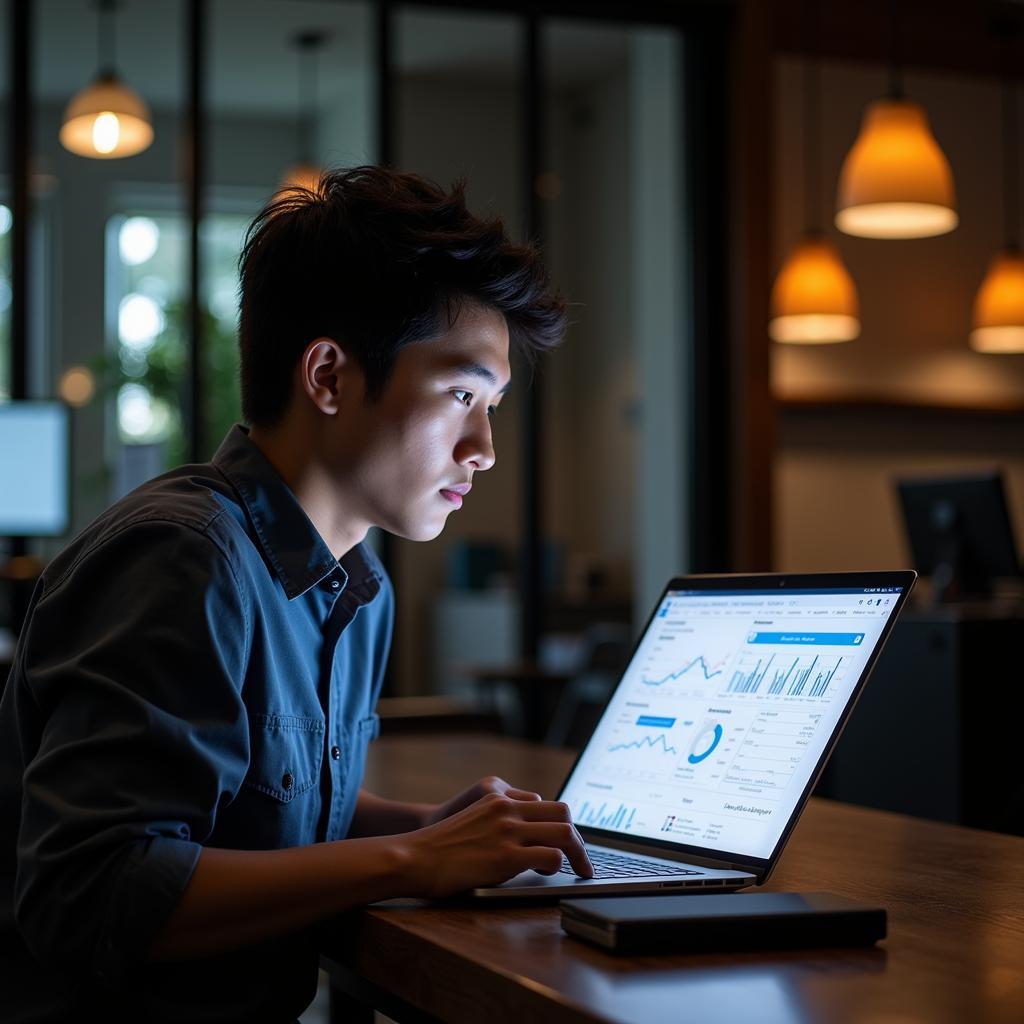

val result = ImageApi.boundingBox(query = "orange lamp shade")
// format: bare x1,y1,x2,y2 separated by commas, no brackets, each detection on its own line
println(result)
59,73,153,159
970,250,1024,353
769,235,860,344
836,98,958,239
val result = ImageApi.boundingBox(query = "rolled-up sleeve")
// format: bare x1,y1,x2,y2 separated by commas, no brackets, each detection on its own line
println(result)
13,516,251,986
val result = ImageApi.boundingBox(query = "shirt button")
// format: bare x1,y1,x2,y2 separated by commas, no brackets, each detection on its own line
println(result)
330,580,341,590
281,772,294,790
330,745,341,760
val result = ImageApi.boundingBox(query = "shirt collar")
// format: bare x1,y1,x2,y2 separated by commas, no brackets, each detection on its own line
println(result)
212,425,384,602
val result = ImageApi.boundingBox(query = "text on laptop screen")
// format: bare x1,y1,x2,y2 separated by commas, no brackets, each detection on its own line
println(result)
559,587,903,860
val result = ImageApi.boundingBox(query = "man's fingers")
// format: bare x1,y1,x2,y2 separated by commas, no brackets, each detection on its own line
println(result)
515,798,575,823
476,778,541,802
506,799,594,874
502,786,543,802
516,846,564,877
518,822,593,878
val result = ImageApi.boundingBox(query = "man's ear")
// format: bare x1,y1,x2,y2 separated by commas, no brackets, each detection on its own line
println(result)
298,337,352,415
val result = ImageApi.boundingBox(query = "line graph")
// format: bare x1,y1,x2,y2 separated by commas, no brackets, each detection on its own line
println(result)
607,733,678,755
641,654,729,687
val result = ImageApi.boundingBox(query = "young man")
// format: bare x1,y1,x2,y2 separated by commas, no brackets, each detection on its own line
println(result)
0,167,592,1022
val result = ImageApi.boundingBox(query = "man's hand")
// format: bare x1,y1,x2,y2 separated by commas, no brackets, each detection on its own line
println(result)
424,775,543,825
400,787,594,898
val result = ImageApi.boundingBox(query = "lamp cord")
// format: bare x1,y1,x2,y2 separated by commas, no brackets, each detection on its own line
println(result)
97,0,117,76
888,0,904,100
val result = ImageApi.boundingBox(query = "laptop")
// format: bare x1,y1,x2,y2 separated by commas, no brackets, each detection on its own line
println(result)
472,570,916,898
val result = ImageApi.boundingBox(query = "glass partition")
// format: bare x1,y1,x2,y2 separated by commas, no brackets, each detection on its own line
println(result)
393,6,524,697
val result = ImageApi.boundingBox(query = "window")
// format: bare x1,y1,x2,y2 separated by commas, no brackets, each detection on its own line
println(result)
104,209,248,475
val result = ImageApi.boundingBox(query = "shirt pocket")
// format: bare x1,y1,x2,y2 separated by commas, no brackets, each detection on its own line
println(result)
244,713,325,803
357,713,380,743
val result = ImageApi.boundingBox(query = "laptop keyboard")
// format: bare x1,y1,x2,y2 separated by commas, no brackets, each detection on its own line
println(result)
559,848,702,879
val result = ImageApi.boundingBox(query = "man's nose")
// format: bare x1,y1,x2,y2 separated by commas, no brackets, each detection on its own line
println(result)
456,411,496,471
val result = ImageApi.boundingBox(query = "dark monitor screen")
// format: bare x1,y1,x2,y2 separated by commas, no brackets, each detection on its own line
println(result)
0,401,70,537
896,472,1020,600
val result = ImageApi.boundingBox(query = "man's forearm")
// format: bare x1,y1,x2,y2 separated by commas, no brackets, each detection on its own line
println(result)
147,836,411,960
147,780,592,961
347,789,435,837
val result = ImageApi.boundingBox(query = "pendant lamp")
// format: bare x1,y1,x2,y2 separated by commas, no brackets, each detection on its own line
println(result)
281,32,328,192
770,10,860,346
971,66,1024,354
770,234,860,344
60,0,153,159
835,7,956,239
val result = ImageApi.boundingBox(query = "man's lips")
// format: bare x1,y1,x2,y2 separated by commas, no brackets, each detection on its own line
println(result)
440,483,471,508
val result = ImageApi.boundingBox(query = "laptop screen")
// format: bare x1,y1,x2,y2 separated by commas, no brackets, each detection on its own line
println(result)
558,582,907,862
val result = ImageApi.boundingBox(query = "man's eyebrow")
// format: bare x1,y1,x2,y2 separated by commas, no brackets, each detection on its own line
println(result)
450,362,512,395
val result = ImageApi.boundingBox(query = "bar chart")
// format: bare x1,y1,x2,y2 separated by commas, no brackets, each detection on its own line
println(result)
726,653,776,693
785,656,844,698
725,651,846,700
574,800,638,830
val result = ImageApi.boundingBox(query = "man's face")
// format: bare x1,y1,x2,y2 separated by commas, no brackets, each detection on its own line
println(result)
336,300,511,542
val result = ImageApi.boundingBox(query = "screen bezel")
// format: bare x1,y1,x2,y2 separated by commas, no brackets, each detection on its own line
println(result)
556,570,917,883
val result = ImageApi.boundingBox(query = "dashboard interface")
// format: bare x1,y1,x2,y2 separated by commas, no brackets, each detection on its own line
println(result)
559,586,904,860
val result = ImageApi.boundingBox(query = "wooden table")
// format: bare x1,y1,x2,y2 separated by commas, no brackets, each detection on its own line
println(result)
320,735,1024,1024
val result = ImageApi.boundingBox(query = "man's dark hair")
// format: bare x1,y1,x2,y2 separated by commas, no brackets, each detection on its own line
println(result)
238,165,567,426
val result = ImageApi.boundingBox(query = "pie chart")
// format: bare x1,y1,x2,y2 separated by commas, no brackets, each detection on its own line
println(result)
687,722,723,764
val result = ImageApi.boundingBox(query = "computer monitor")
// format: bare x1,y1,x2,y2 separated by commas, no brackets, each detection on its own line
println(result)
0,401,70,537
896,471,1020,602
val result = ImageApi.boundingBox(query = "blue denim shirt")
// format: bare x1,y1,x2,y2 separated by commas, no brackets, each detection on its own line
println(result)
0,425,393,1022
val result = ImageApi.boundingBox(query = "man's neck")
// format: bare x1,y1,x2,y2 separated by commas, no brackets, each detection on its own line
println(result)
248,423,367,561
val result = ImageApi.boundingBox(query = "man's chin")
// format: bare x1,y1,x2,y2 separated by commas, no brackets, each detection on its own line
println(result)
390,517,448,543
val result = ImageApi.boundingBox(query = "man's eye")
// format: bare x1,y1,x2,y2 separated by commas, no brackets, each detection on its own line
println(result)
487,405,498,418
452,390,473,406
